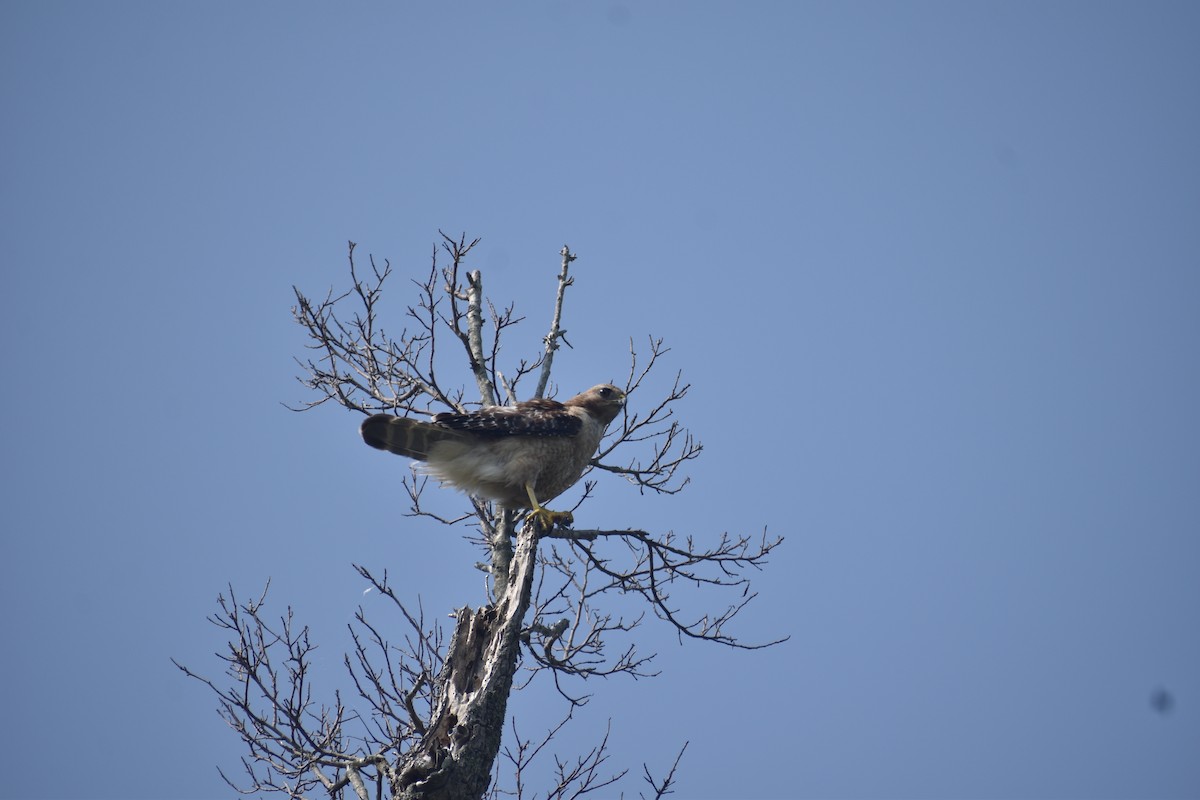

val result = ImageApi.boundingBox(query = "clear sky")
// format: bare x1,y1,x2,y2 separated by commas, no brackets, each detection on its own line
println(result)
2,2,1198,798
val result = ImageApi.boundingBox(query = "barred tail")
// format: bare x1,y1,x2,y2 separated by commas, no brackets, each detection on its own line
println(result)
360,415,464,460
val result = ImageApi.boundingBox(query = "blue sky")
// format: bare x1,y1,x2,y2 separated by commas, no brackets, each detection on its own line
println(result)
2,2,1198,798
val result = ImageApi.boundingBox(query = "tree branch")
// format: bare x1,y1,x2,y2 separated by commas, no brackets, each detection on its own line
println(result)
535,245,576,399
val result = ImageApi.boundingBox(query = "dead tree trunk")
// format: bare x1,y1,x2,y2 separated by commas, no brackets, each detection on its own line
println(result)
393,523,537,799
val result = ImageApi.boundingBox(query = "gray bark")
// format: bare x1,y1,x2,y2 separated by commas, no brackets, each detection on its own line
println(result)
393,524,538,800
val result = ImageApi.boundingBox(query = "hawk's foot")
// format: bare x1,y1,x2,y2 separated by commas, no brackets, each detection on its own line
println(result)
526,507,574,532
522,483,573,532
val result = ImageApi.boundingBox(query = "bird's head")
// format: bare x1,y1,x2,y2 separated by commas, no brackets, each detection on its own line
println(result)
570,383,626,426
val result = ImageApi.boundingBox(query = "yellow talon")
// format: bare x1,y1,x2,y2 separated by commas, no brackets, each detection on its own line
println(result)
524,484,574,531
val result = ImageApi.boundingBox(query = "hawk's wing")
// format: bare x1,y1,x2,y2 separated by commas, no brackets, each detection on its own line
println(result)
361,399,583,462
431,398,583,438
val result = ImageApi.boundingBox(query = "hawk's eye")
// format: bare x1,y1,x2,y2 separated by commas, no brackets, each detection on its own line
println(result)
598,387,612,398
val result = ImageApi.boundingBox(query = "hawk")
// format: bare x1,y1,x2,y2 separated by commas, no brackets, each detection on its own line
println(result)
360,384,626,528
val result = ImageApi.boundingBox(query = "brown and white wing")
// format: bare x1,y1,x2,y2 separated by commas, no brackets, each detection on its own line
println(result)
431,399,583,438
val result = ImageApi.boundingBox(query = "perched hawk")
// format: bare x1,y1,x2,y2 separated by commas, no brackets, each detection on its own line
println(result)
360,384,626,528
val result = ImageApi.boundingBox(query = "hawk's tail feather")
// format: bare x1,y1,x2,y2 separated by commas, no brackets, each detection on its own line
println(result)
360,415,465,461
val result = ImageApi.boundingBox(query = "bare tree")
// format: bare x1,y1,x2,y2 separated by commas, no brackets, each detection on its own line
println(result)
175,233,785,800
